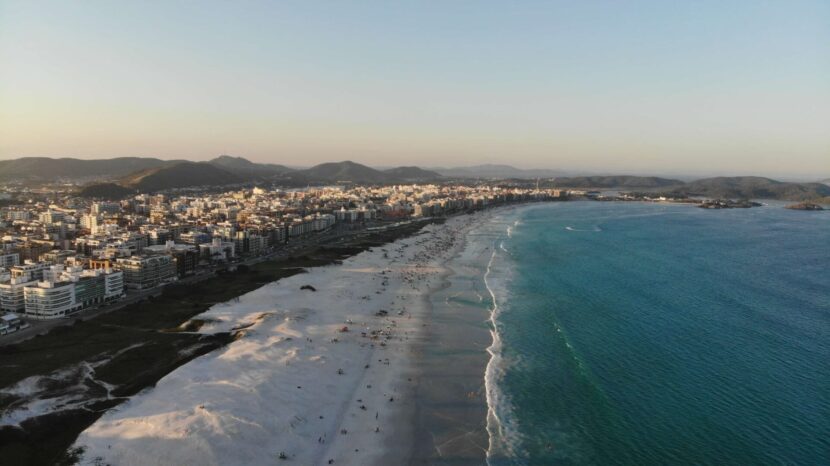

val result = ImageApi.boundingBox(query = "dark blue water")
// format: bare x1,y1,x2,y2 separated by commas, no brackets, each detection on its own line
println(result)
487,202,830,465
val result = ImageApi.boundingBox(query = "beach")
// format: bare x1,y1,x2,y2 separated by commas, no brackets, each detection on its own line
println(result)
410,207,524,465
72,211,494,465
0,220,442,465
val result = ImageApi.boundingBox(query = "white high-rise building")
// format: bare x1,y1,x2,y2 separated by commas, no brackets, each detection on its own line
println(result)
116,255,177,290
24,281,79,319
0,278,37,312
104,270,124,299
81,214,99,233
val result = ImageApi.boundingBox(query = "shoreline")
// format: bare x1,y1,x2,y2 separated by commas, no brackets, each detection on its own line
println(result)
1,202,545,465
410,205,528,465
0,218,442,465
71,212,493,465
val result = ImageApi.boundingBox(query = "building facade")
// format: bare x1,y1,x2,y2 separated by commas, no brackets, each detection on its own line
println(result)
116,255,177,290
24,281,79,319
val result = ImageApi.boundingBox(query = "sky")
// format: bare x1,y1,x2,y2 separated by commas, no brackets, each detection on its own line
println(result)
1,1,828,178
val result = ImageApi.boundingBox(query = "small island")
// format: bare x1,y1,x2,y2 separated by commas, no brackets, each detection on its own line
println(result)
785,202,825,211
592,192,766,209
698,199,762,209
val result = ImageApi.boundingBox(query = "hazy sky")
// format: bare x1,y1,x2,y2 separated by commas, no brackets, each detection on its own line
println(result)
1,1,828,177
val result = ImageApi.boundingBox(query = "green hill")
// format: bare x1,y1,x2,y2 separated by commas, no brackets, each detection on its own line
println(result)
675,177,830,201
298,161,391,183
77,183,135,199
119,162,243,191
550,176,683,188
208,155,294,179
0,157,178,182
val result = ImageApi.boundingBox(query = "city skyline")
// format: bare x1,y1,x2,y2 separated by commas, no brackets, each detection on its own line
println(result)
1,1,828,178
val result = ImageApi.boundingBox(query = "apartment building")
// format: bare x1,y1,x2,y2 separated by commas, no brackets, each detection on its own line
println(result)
24,281,78,319
0,252,19,268
18,265,124,319
0,277,37,312
199,238,235,262
116,255,177,290
74,269,125,307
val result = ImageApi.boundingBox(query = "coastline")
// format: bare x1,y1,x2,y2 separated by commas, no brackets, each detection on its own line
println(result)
71,212,492,465
0,219,440,465
2,198,820,464
410,205,527,465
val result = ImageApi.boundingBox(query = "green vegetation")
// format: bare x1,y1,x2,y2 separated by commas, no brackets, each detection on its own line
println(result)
674,176,830,201
77,183,134,199
117,161,244,191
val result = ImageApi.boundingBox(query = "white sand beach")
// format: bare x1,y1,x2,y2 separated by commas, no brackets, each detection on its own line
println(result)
74,213,488,465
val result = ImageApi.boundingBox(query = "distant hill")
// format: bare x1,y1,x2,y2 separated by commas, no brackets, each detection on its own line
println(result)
0,155,295,184
551,176,683,188
77,183,135,199
119,162,244,191
298,161,391,183
0,157,178,182
381,166,441,182
295,161,443,183
208,155,294,179
10,156,828,201
73,159,441,195
673,177,830,201
77,162,245,197
433,164,565,179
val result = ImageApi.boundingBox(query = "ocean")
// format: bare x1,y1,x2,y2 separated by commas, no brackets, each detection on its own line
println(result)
417,201,829,465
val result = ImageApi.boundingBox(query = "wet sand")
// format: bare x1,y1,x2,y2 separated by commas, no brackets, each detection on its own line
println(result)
410,210,515,465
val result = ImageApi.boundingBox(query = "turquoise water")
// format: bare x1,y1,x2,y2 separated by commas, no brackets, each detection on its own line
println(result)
484,202,830,465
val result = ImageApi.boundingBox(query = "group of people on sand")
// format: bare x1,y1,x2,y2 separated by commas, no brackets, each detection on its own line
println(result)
299,220,471,464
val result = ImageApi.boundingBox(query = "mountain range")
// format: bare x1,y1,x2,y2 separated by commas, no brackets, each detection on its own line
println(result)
1,156,827,201
431,164,566,179
1,156,442,193
0,157,183,183
69,158,443,194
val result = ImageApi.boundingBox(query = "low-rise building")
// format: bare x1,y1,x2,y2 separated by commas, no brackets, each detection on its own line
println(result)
10,261,50,282
0,313,27,334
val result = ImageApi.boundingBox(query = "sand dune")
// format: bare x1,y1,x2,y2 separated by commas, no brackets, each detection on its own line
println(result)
74,213,485,465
